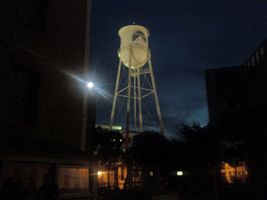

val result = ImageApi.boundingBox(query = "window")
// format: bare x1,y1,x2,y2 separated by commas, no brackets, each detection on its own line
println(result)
58,167,89,193
5,163,49,198
177,171,183,176
17,0,48,31
7,65,40,125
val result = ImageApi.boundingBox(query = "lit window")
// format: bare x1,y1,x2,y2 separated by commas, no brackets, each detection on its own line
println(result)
58,167,89,193
177,171,183,176
6,163,49,190
150,171,153,176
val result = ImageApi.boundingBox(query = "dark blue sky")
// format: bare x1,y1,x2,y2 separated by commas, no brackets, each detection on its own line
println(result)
89,0,267,137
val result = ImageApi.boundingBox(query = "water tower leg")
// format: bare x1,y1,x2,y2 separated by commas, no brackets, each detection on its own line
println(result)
134,69,137,131
109,59,122,130
137,68,143,132
125,50,132,149
148,59,165,135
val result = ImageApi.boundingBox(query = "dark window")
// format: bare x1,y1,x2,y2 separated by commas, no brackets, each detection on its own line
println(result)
17,0,48,32
7,65,40,125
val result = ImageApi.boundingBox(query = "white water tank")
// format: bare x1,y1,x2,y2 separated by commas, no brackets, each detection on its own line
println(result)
118,25,150,69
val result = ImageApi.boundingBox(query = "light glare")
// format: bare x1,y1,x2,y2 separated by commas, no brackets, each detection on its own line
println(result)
87,82,94,88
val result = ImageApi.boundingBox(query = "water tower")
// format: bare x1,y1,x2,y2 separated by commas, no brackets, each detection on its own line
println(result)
109,25,164,147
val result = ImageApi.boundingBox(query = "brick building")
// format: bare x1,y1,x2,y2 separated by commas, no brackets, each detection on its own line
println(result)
0,0,98,199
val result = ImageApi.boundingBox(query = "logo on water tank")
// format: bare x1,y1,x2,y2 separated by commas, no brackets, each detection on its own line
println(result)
133,31,146,43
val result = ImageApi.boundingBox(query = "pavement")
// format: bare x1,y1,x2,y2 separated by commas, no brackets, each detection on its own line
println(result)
153,194,178,200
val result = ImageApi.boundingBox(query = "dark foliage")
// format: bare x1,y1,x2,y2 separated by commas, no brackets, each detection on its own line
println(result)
122,131,175,188
125,131,172,168
223,143,245,169
92,126,124,167
178,123,223,172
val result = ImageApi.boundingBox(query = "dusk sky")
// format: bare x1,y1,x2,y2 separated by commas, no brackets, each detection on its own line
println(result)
88,0,267,137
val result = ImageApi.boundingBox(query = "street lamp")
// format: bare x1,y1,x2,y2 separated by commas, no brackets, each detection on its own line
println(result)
87,81,94,89
85,81,96,154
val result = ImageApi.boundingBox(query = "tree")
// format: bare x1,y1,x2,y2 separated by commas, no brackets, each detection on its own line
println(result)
177,123,224,199
223,143,245,181
215,116,267,184
92,126,124,188
129,131,171,166
178,123,223,172
123,131,173,187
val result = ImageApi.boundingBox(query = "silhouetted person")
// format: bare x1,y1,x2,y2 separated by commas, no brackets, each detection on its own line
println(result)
0,177,14,200
37,174,59,200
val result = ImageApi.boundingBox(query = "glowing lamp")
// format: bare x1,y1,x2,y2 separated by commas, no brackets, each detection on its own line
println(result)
87,82,94,89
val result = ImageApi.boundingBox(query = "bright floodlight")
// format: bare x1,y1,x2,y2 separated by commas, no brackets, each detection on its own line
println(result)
97,171,102,175
87,82,94,89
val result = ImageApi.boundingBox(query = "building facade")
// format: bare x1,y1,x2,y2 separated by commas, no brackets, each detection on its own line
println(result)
0,0,98,199
205,66,247,126
205,39,267,184
221,162,247,184
205,39,267,127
